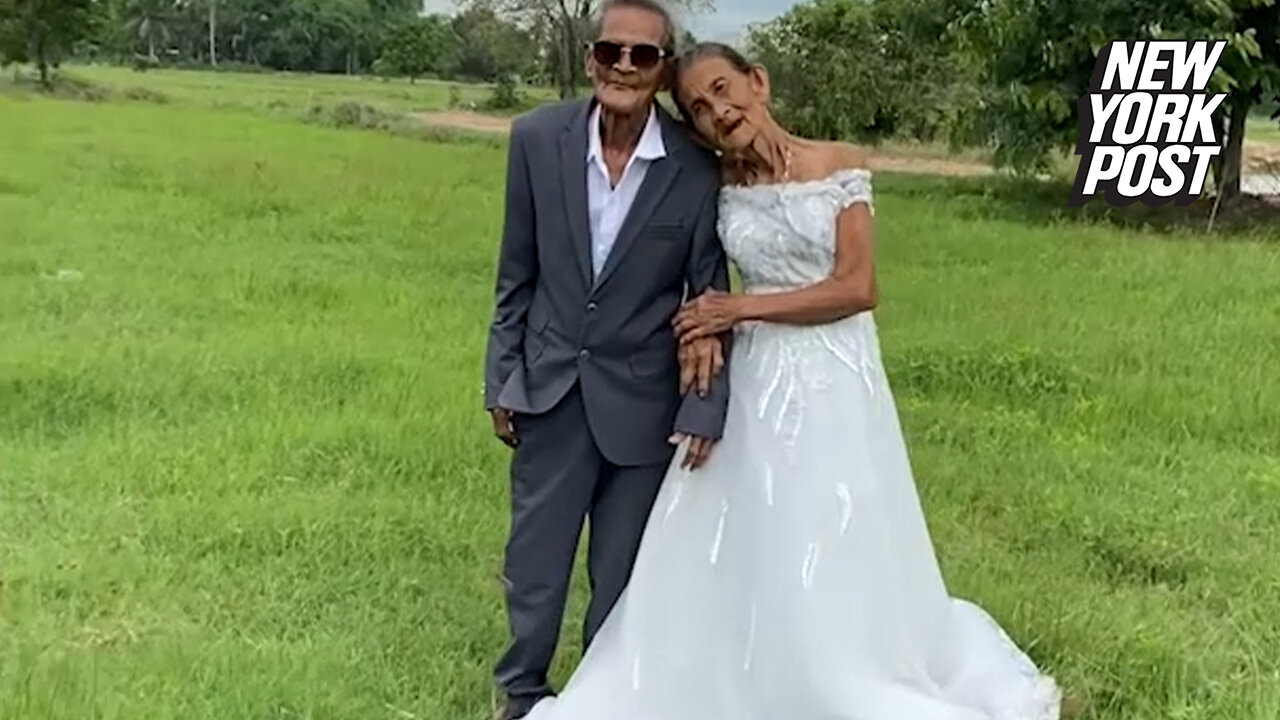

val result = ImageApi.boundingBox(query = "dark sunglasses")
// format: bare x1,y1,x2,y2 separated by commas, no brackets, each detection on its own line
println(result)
590,40,668,70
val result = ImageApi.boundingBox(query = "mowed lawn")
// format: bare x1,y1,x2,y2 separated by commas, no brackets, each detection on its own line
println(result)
2,89,1280,720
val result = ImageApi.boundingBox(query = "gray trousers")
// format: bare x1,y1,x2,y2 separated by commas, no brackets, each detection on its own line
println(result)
494,383,669,701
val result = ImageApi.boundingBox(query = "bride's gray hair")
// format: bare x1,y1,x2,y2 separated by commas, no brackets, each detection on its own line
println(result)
678,42,753,76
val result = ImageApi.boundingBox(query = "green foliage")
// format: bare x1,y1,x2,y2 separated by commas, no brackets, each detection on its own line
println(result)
0,0,99,86
307,99,396,128
120,84,170,102
449,3,539,82
745,0,1280,184
82,0,448,76
954,0,1280,180
123,0,172,62
485,71,523,109
748,0,976,144
0,2,29,68
376,14,457,81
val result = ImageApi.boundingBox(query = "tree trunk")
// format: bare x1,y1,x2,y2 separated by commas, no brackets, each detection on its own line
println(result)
558,17,576,100
148,34,157,62
1218,95,1250,202
1211,110,1227,188
209,1,218,67
34,26,49,88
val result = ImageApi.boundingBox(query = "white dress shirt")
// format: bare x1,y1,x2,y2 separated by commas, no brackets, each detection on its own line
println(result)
586,104,666,278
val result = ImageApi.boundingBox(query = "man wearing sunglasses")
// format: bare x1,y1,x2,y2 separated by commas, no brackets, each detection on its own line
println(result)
483,0,730,718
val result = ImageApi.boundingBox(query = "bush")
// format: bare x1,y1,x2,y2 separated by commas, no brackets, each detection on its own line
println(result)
121,86,170,103
50,74,110,101
308,101,396,130
169,59,269,74
131,54,161,72
484,74,522,111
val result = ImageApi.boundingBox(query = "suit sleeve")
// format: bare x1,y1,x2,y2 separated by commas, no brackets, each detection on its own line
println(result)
672,183,732,439
484,124,537,410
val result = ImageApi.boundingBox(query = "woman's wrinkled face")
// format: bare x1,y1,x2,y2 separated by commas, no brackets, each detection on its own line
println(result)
677,55,770,153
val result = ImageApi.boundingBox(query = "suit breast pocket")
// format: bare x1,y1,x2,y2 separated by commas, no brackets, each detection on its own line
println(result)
644,222,687,243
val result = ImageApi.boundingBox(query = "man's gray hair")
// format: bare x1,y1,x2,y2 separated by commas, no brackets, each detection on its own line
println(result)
593,0,679,54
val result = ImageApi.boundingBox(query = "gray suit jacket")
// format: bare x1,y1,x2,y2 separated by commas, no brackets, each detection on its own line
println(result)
484,98,731,467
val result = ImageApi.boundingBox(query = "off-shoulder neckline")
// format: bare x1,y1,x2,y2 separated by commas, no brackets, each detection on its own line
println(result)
721,167,871,193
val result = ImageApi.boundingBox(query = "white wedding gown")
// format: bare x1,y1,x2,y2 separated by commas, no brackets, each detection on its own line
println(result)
526,169,1061,720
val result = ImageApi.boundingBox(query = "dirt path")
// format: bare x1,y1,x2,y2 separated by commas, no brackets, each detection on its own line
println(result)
415,111,995,178
1244,142,1280,173
417,111,515,134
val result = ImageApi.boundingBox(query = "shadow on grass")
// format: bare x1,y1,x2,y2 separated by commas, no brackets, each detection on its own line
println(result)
878,172,1279,239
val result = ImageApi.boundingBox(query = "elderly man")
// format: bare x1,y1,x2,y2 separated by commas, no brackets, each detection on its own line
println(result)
482,0,730,717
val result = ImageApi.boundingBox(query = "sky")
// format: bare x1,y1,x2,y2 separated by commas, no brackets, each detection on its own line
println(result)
421,1,798,43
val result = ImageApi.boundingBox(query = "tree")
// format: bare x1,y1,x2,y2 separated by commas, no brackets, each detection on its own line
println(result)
0,2,28,72
377,14,456,82
0,0,99,87
450,3,538,81
126,0,174,63
81,0,529,77
748,0,975,144
955,0,1280,200
206,0,216,65
1206,1,1280,198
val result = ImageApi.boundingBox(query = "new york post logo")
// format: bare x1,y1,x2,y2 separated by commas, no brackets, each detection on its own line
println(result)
1071,40,1228,207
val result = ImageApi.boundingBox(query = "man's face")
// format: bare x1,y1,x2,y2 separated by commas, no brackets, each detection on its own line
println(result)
587,6,668,117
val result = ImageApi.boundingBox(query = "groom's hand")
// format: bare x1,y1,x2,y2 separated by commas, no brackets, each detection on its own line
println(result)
669,433,716,470
491,408,518,448
678,336,725,397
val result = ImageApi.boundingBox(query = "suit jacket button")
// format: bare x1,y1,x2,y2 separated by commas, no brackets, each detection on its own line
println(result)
579,349,590,360
587,302,598,312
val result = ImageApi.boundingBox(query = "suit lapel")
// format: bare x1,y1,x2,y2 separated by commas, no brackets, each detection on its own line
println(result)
592,109,684,293
560,101,594,290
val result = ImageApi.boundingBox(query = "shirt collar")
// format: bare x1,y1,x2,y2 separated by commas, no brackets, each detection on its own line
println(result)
587,103,666,166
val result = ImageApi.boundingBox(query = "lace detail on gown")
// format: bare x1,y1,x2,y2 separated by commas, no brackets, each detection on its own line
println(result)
524,166,1062,720
720,168,873,295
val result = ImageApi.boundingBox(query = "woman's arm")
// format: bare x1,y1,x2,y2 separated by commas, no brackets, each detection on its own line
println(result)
736,200,876,325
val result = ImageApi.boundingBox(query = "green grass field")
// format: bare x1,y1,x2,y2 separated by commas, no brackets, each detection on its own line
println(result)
2,74,1280,720
59,64,556,118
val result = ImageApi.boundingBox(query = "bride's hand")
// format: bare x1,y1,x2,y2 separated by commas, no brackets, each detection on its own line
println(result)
673,290,742,343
